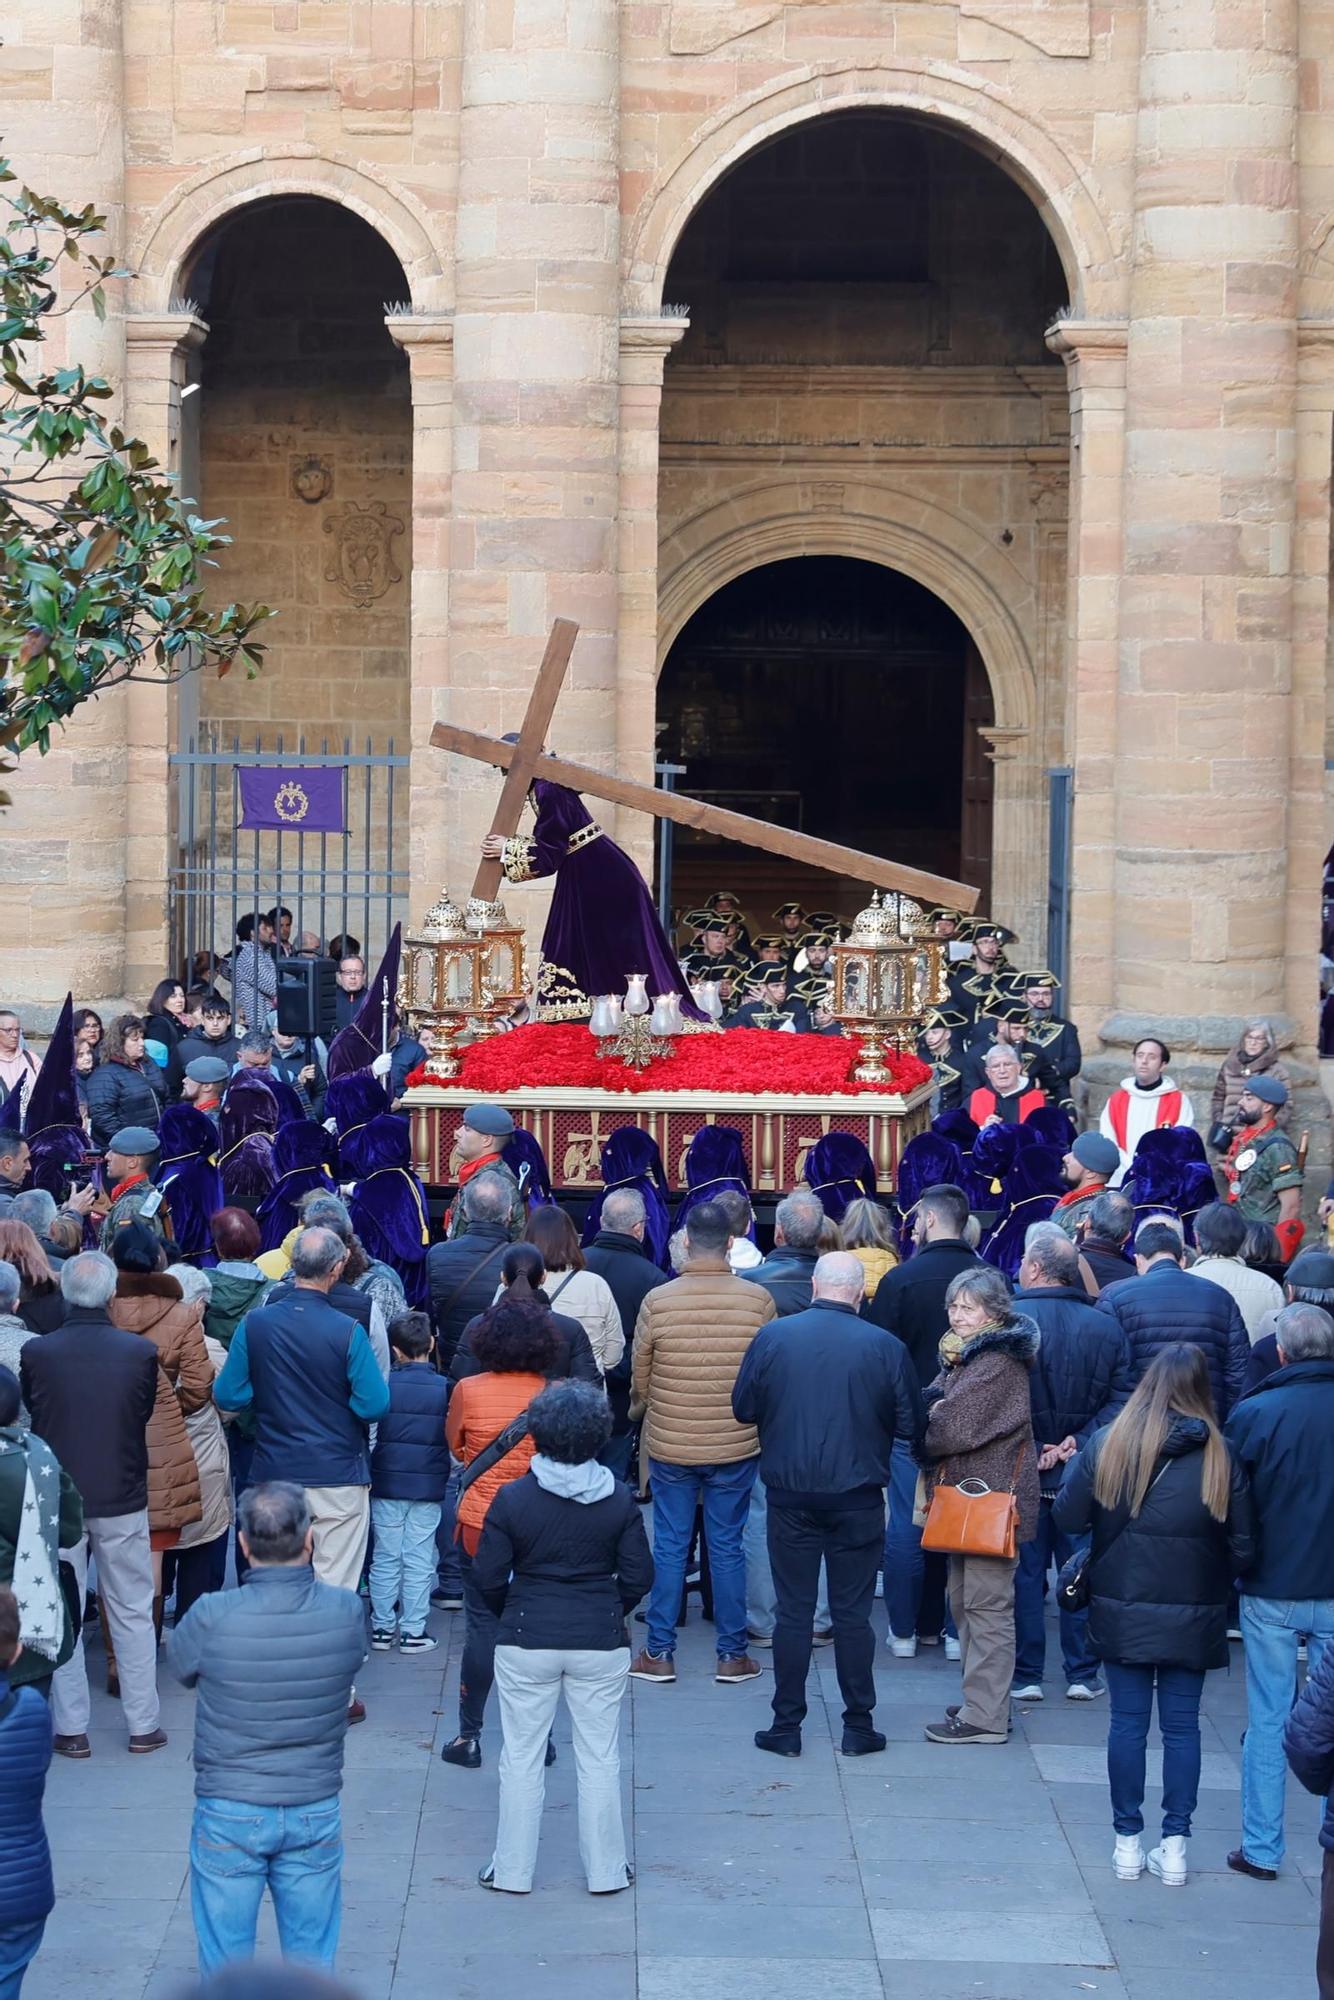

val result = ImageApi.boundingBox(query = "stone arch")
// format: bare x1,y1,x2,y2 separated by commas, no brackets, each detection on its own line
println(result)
626,61,1123,322
128,148,449,315
657,481,1037,740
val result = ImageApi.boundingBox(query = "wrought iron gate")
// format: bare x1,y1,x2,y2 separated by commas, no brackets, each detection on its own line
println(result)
168,731,409,980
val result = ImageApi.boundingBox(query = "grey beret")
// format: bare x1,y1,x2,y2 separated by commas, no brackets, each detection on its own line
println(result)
1245,1073,1287,1106
108,1126,160,1155
1071,1131,1121,1176
462,1102,514,1139
185,1056,230,1086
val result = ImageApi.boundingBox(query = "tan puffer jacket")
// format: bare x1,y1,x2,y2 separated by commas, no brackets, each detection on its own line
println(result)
109,1273,211,1534
630,1257,775,1467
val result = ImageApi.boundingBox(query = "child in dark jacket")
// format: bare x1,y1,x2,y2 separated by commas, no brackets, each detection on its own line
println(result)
368,1312,451,1655
0,1584,54,1996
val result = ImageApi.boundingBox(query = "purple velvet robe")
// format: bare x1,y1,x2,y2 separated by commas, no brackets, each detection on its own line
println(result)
980,1143,1067,1280
504,779,702,1021
894,1131,967,1256
503,1128,556,1213
156,1104,225,1263
257,1120,338,1253
803,1132,877,1222
676,1125,753,1233
218,1074,279,1212
579,1127,674,1269
348,1113,430,1308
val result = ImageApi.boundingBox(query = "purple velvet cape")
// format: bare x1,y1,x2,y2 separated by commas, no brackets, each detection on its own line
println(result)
348,1113,430,1308
1124,1127,1216,1244
503,1128,556,1212
514,780,703,1021
803,1131,877,1222
579,1126,673,1269
676,1125,753,1234
257,1119,338,1254
980,1143,1068,1280
894,1131,967,1257
1024,1106,1076,1152
218,1073,279,1210
156,1104,225,1263
972,1121,1039,1202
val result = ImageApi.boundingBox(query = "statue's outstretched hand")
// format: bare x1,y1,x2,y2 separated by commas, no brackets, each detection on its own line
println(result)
480,834,505,859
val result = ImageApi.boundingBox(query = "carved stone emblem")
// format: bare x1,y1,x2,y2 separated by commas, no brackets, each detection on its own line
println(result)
322,500,404,607
291,455,333,505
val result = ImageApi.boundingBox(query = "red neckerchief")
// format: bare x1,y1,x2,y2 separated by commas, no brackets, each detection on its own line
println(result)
446,1148,505,1228
1054,1180,1105,1210
109,1171,149,1203
1223,1119,1277,1182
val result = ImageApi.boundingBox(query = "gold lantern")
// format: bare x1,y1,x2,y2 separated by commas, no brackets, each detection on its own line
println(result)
466,896,526,1040
399,893,530,1081
830,891,949,1082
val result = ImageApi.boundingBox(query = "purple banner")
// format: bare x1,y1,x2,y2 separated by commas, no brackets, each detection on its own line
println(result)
238,765,345,834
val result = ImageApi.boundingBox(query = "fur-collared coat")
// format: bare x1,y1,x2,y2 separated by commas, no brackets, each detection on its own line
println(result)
922,1316,1041,1544
109,1272,211,1534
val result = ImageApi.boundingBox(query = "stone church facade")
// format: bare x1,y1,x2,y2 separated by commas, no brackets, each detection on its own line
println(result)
1,0,1329,1118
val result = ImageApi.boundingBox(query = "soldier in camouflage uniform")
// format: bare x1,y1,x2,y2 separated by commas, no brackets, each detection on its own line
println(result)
445,1103,526,1240
98,1125,171,1253
1222,1074,1305,1263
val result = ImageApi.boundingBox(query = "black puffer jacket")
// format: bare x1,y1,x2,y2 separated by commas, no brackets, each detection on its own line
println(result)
1284,1634,1334,1851
1096,1261,1250,1419
1014,1284,1134,1478
426,1223,511,1367
84,1058,165,1151
743,1249,819,1319
582,1230,668,1433
1053,1415,1256,1672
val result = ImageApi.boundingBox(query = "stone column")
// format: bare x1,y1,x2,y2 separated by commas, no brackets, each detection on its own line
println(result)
1047,320,1129,1037
616,314,688,877
1287,324,1334,1035
1115,0,1298,1025
386,315,455,917
445,0,621,903
0,1,126,1010
121,312,209,997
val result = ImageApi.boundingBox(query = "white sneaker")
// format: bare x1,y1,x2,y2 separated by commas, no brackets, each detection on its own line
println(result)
943,1635,961,1662
1147,1836,1188,1887
1011,1683,1044,1702
1113,1834,1145,1881
1066,1682,1104,1702
888,1635,918,1659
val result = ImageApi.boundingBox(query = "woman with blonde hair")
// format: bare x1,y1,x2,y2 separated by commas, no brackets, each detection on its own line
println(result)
838,1198,899,1300
1055,1343,1255,1888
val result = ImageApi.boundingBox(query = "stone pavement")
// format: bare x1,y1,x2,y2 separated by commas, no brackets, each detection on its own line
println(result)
26,1598,1325,2000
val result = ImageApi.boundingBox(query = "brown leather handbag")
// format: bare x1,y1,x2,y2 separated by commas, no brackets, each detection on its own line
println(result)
921,1441,1027,1561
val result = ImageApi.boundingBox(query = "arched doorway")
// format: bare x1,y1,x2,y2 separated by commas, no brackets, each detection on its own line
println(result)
655,107,1068,952
172,197,413,966
657,557,993,926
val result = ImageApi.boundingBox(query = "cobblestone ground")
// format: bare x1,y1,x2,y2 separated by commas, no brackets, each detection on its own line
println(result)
27,1594,1324,2000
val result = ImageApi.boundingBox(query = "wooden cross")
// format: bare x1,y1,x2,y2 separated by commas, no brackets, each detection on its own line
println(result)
434,618,979,912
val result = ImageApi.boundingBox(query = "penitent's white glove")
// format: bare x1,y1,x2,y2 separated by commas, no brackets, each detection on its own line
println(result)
370,1052,393,1079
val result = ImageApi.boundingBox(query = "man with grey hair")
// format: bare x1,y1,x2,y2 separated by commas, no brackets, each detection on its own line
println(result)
583,1185,667,1482
216,1228,388,1722
22,1250,162,1755
744,1188,826,1316
1225,1301,1334,1881
8,1187,68,1268
967,1041,1049,1128
733,1251,923,1757
1072,1188,1135,1294
427,1169,516,1370
285,1191,391,1375
1012,1221,1133,1702
167,1481,366,1973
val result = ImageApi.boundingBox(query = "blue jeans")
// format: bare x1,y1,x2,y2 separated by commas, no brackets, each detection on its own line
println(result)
1013,1497,1098,1686
190,1795,343,1975
598,1431,635,1483
369,1497,442,1636
882,1441,955,1641
1241,1594,1334,1870
646,1456,758,1660
1104,1661,1206,1838
0,1917,46,1999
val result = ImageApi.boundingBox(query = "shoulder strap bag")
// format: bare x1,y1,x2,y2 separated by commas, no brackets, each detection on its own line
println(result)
457,1404,534,1496
1056,1457,1168,1611
921,1439,1027,1561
